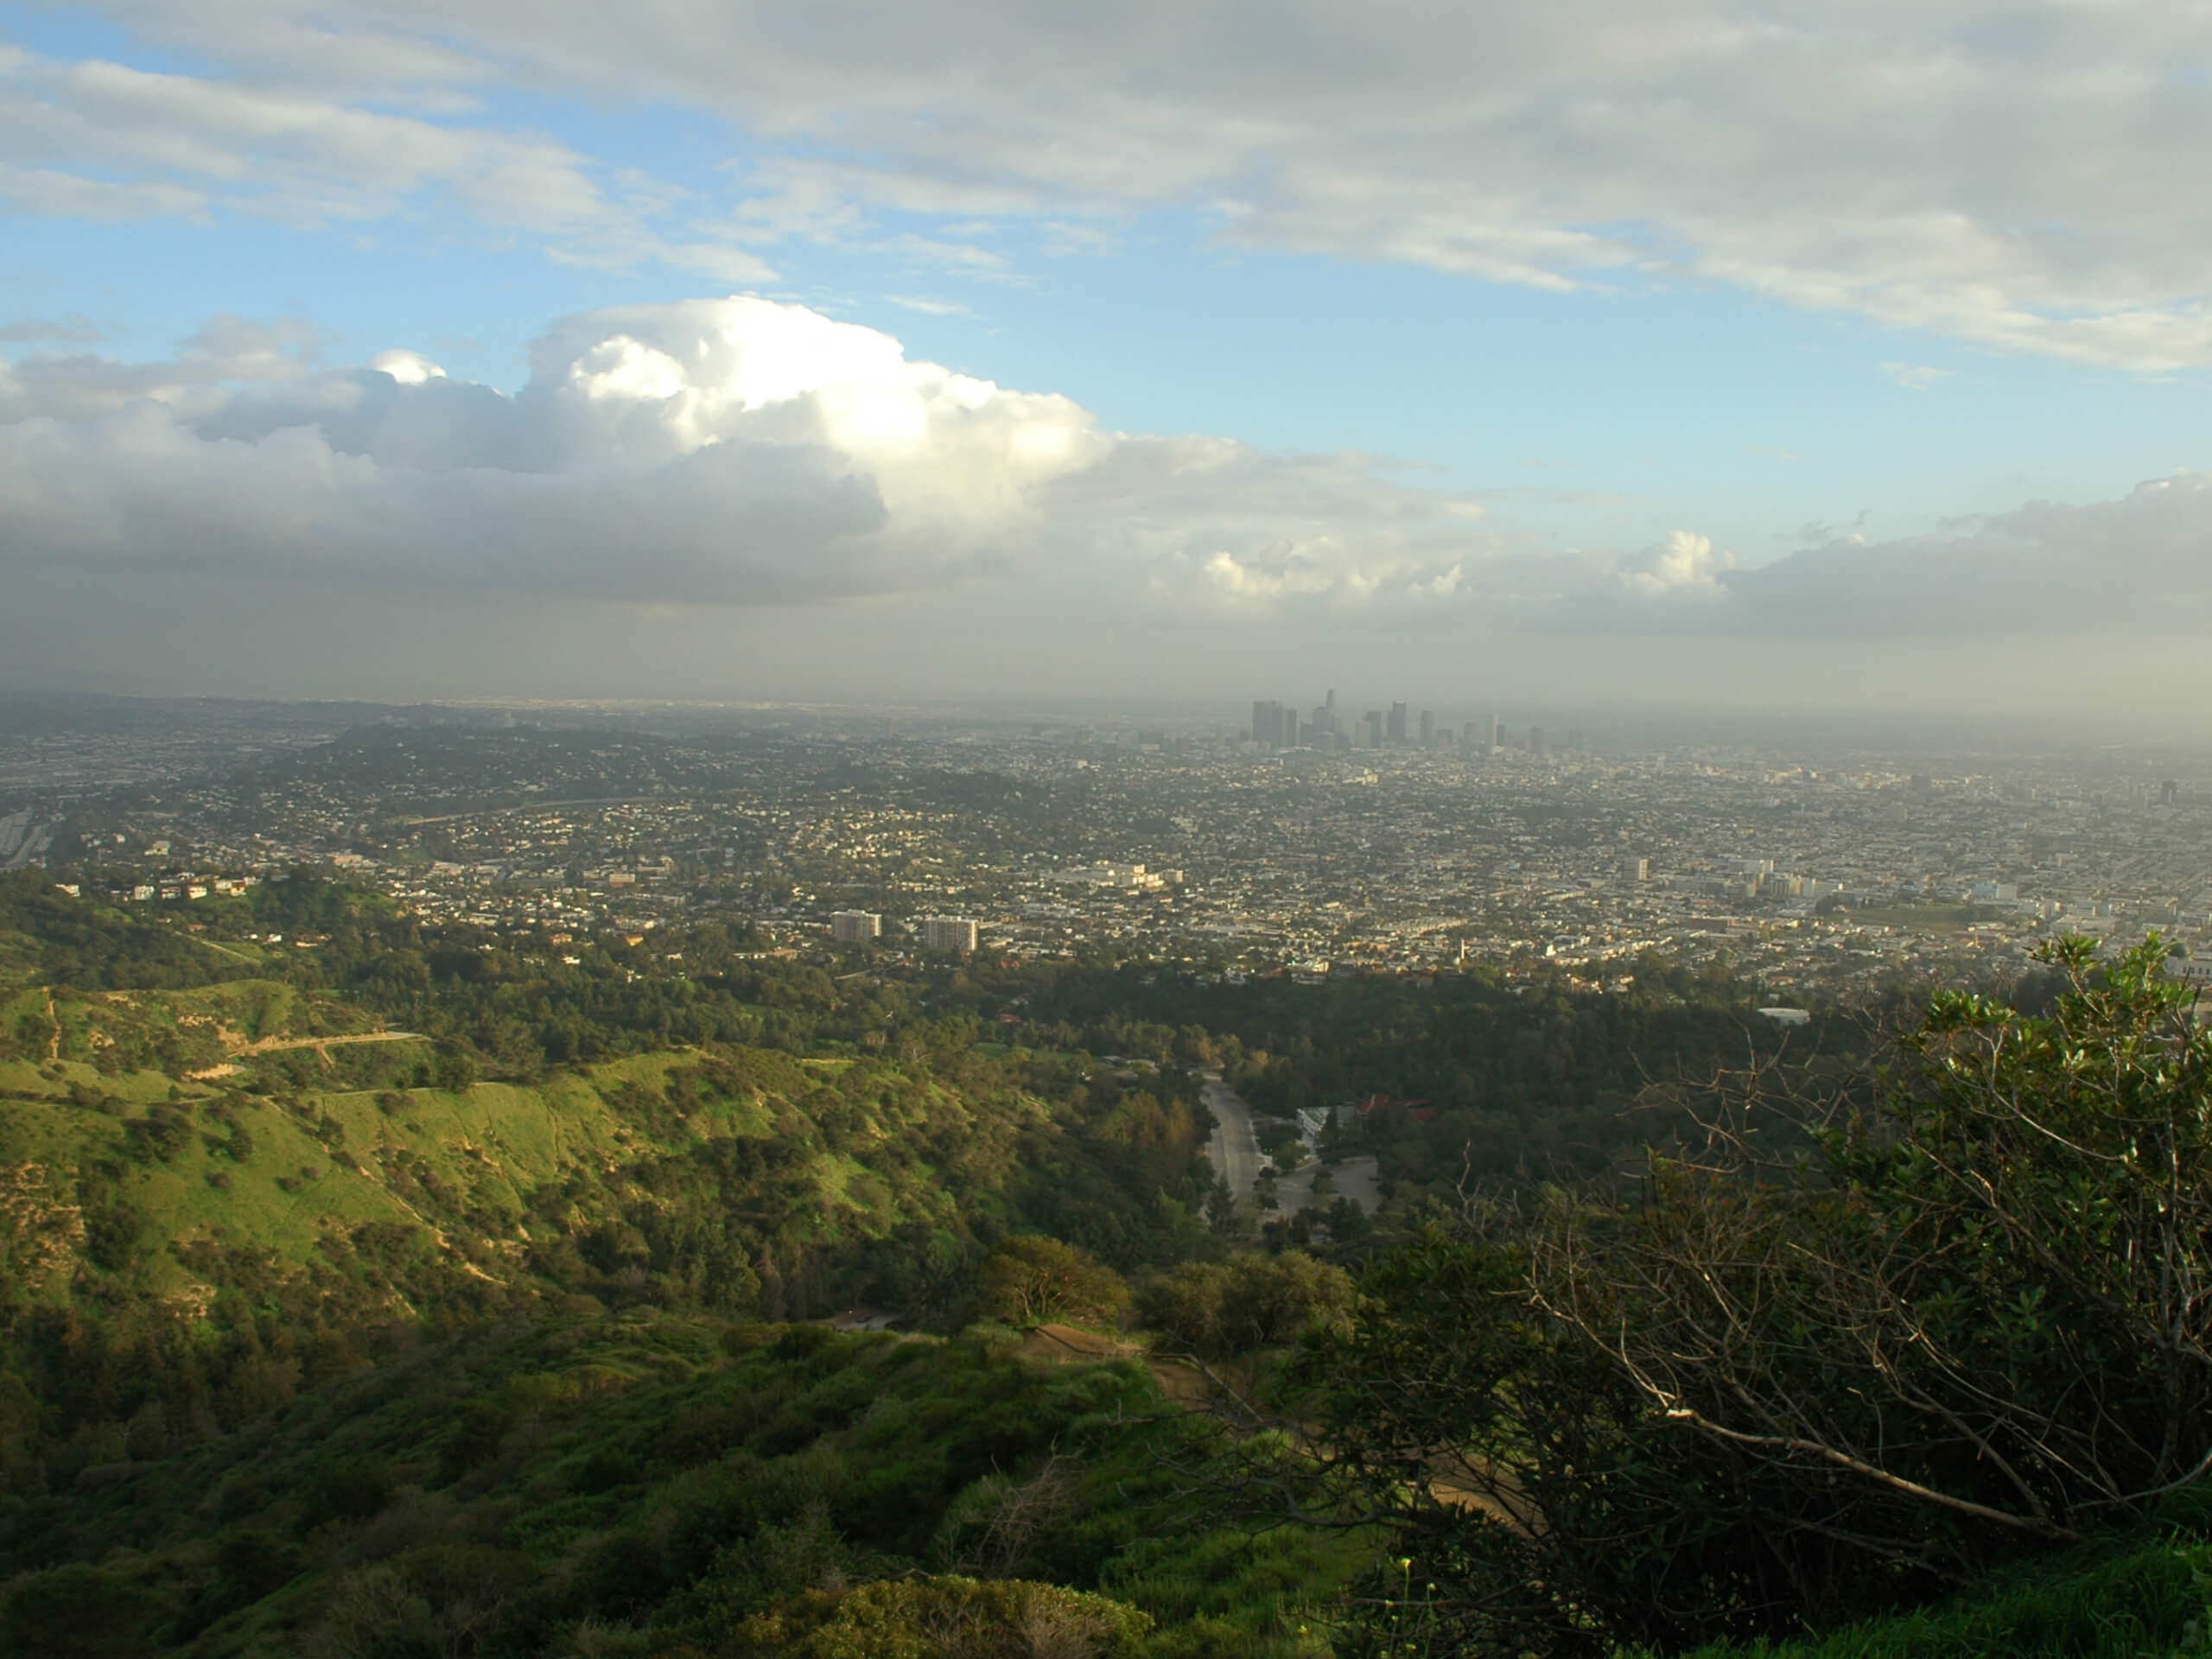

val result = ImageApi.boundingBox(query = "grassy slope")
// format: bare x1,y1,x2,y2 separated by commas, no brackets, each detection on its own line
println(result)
0,1028,1021,1313
1680,1516,2212,1658
3,1313,1367,1657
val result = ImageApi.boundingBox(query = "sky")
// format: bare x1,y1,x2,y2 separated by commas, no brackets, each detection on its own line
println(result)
3,1,2212,720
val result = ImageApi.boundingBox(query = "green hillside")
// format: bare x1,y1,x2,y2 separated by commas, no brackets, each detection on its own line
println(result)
0,874,1338,1655
0,1311,1365,1657
10,870,2212,1656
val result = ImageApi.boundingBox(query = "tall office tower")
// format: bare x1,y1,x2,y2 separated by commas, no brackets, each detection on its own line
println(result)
1360,711,1384,749
921,916,979,955
1251,700,1284,747
1325,688,1337,713
1418,709,1434,746
1484,714,1501,751
2164,779,2182,806
1312,704,1333,740
830,910,882,944
1387,702,1408,743
1529,726,1548,759
1624,856,1649,883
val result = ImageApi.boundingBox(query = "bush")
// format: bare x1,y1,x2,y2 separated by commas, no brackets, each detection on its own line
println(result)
1136,1252,1352,1357
730,1575,1152,1658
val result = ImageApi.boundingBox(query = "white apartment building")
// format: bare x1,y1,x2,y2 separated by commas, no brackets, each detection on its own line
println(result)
921,916,979,955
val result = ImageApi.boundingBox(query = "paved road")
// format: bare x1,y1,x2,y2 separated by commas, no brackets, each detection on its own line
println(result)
1274,1154,1382,1216
1201,1073,1263,1201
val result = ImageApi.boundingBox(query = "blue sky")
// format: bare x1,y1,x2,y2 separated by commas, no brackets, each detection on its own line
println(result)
5,0,2212,711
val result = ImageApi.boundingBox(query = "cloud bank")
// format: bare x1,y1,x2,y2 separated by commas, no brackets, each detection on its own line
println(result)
0,296,1503,607
5,296,2211,654
22,3,2212,365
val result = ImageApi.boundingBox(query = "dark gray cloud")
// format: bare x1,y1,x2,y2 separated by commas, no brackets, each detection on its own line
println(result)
1509,478,2212,639
0,313,105,345
1724,478,2212,637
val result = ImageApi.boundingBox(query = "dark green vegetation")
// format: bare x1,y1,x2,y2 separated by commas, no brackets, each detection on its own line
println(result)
1298,936,2212,1655
0,1313,1366,1657
5,867,2205,1656
1677,1505,2212,1658
0,871,1368,1656
1025,952,1838,1193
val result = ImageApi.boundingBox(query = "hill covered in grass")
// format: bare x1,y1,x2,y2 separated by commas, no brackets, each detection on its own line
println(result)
17,868,2205,1657
0,873,1349,1655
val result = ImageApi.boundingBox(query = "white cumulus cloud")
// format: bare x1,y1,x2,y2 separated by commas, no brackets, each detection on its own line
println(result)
1619,530,1735,599
0,296,1493,607
9,296,2212,645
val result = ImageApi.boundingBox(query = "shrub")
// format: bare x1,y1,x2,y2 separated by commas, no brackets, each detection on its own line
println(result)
1136,1252,1351,1357
730,1575,1152,1658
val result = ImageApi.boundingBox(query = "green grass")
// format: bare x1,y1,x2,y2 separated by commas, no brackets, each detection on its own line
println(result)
1846,904,2010,935
0,1031,1110,1340
1682,1525,2212,1658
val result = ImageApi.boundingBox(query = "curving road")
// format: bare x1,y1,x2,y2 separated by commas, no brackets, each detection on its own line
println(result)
1201,1072,1263,1202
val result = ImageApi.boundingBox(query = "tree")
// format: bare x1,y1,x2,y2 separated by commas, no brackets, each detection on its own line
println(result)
1303,937,2212,1654
1541,935,2212,1550
975,1236,1128,1329
1137,1251,1353,1357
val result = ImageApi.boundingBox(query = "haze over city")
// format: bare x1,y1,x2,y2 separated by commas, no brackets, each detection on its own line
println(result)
3,1,2211,715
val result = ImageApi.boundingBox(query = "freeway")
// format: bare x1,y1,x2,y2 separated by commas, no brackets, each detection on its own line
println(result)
1201,1072,1263,1202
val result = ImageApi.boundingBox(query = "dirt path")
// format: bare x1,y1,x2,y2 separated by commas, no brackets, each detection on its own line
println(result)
233,1030,422,1058
1018,1323,1212,1406
187,1029,423,1080
188,935,260,964
42,989,60,1063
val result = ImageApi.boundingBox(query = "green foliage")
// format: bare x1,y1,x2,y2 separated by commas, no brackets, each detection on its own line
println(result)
0,1560,162,1658
0,1311,1332,1656
1303,935,2212,1655
0,876,1351,1652
1022,953,1791,1192
728,1575,1154,1657
1680,1524,2212,1658
1135,1252,1353,1358
976,1236,1128,1328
